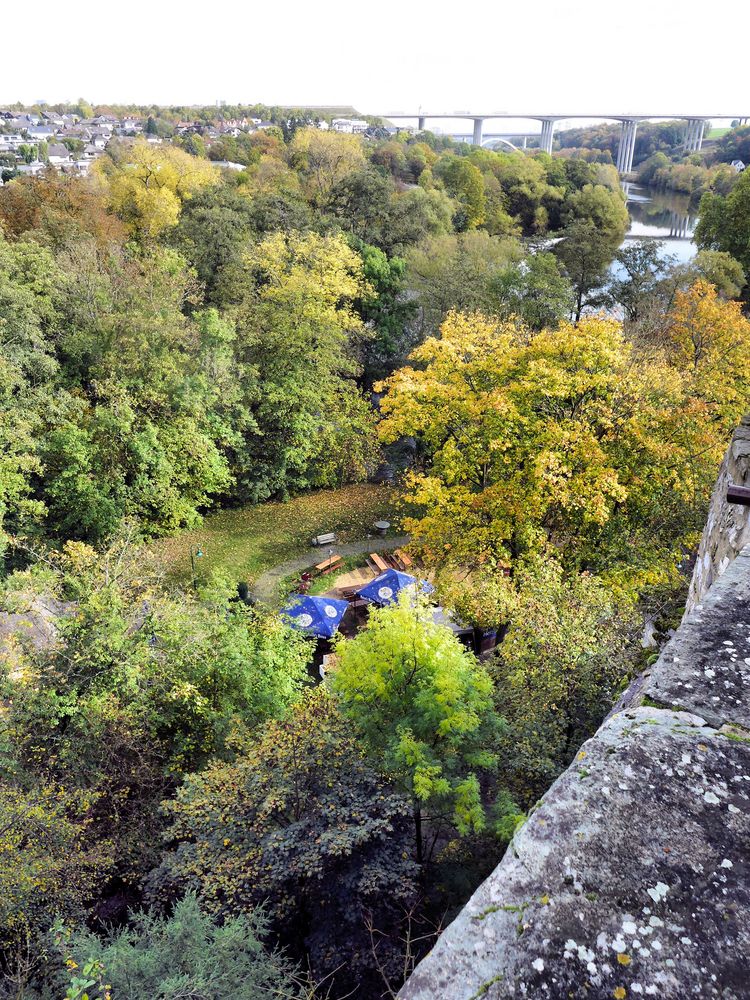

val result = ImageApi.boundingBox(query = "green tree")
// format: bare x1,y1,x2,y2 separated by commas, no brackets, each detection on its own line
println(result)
333,596,500,862
434,155,486,229
695,168,750,290
560,182,628,244
154,689,419,993
355,242,417,383
3,537,311,883
553,219,617,320
488,251,573,329
42,244,233,540
406,230,522,333
606,238,676,323
56,894,304,1000
230,231,375,501
0,235,62,563
479,558,639,803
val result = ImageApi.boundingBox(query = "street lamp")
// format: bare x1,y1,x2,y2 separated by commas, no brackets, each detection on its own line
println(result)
190,546,204,590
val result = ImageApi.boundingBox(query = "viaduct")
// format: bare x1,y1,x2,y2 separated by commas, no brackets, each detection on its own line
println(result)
375,113,750,173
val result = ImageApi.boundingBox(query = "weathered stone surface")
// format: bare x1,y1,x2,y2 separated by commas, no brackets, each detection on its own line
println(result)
635,546,750,730
399,709,750,999
687,415,750,612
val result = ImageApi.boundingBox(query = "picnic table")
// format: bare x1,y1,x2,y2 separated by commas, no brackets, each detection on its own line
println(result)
393,548,413,569
369,552,390,573
314,553,343,575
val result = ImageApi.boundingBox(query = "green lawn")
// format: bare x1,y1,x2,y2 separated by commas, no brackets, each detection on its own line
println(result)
707,127,730,139
147,484,396,586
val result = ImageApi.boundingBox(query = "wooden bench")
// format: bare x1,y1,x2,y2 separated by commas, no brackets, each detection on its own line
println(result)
311,532,337,546
314,554,343,576
370,552,389,573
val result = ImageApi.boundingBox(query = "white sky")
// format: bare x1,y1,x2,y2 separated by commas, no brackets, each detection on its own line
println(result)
2,0,748,129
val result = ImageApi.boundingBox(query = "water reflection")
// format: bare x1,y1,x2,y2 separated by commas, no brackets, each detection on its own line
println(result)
621,183,696,263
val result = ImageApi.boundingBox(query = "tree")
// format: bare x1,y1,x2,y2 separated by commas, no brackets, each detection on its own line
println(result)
665,279,750,426
40,243,233,541
456,558,640,804
55,894,304,1000
333,597,500,863
695,168,750,288
153,689,420,993
95,140,218,236
406,230,522,333
376,310,717,596
606,238,676,323
324,165,397,249
553,219,617,320
0,781,111,951
3,537,311,888
678,249,745,300
434,155,486,229
560,181,629,245
488,251,573,329
230,231,375,501
0,172,127,247
355,242,418,384
289,127,365,205
168,185,257,306
0,235,62,563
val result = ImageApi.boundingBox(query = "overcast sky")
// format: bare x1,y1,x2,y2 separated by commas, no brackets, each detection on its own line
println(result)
3,0,747,129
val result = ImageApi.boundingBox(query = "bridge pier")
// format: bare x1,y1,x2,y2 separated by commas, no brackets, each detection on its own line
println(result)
685,119,707,152
471,118,484,145
616,120,638,174
539,118,556,154
418,116,425,131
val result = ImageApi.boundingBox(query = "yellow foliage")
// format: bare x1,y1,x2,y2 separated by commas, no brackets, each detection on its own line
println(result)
377,307,733,594
96,140,218,236
290,127,366,204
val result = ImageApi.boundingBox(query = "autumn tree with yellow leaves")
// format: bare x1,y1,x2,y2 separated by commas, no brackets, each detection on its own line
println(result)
378,305,744,596
95,139,218,236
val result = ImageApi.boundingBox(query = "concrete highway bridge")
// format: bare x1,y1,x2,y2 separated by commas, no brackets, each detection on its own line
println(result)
374,113,750,173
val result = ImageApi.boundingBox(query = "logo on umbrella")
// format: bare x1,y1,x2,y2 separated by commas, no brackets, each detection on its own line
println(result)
296,613,313,628
324,605,338,618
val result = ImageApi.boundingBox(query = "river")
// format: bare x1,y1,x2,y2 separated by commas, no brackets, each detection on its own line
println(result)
621,183,697,263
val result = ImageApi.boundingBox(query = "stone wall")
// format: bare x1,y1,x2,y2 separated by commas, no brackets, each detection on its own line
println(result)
686,414,750,613
398,464,750,997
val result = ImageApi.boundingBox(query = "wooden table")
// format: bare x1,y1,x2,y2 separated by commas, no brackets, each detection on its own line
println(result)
314,554,343,575
370,552,389,573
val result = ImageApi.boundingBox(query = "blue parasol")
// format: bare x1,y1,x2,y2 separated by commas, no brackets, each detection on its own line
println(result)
356,569,434,607
282,594,349,638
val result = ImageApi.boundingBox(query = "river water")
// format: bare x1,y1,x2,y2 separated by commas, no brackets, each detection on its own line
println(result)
621,183,697,263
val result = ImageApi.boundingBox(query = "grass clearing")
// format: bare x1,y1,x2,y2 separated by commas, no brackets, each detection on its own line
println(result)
146,484,397,586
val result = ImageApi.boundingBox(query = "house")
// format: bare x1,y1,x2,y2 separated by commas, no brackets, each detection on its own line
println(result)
0,133,28,151
16,160,47,176
27,124,56,141
89,128,111,148
731,159,746,173
46,143,71,165
82,143,101,159
331,118,369,134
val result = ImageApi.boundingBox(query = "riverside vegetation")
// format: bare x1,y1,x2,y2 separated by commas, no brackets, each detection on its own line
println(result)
1,108,750,999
